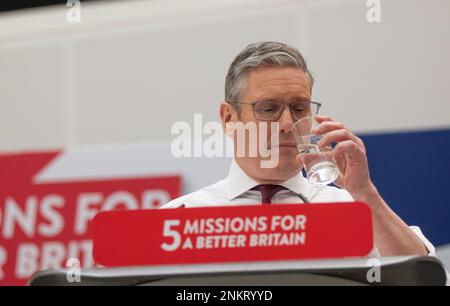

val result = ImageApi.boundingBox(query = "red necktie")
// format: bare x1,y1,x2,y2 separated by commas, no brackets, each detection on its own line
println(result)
252,185,287,204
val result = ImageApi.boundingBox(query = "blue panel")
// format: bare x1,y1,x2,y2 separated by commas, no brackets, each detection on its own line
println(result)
359,129,450,247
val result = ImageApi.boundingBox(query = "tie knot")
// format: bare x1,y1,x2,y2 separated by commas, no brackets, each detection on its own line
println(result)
252,184,287,204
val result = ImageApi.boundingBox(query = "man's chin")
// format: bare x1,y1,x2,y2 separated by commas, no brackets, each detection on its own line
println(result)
259,158,301,176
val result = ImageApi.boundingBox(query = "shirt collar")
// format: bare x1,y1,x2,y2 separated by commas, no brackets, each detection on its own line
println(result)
225,159,318,201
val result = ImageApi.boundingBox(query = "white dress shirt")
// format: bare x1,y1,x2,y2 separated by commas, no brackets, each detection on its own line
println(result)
162,159,436,258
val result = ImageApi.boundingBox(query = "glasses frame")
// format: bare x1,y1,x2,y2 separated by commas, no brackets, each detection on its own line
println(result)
227,100,322,122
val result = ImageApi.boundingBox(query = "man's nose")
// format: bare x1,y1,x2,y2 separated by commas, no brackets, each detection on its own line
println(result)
279,106,294,133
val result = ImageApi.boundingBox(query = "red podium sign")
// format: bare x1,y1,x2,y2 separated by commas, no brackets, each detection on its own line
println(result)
93,202,373,267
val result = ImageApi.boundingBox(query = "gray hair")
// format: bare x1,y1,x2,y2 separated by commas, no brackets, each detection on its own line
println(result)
225,41,314,108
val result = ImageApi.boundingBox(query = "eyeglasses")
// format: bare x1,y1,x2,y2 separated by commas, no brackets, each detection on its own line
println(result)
228,100,322,122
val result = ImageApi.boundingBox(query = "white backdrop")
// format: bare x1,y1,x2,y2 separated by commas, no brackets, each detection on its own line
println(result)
0,0,449,278
0,0,449,152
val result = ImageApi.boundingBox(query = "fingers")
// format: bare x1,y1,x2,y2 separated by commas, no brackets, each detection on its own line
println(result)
318,129,365,148
333,140,365,161
312,120,346,135
313,116,365,149
315,115,333,123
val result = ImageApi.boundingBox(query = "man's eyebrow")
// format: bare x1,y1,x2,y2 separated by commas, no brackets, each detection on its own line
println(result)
253,97,311,102
290,97,311,102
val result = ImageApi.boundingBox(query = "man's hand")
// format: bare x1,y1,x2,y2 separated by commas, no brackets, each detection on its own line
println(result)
312,115,377,199
298,115,429,256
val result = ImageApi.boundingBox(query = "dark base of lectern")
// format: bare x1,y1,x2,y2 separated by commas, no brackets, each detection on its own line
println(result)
29,256,447,286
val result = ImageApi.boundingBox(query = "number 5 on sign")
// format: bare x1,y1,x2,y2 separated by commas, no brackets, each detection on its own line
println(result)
161,220,181,252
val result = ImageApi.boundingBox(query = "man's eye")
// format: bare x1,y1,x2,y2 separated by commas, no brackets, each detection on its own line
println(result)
261,108,275,112
293,107,306,112
293,103,310,112
256,103,278,113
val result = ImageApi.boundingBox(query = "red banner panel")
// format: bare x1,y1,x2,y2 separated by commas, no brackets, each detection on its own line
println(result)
0,151,181,285
93,203,373,267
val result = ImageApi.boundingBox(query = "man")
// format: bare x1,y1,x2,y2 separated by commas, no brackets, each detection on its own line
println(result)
163,41,434,257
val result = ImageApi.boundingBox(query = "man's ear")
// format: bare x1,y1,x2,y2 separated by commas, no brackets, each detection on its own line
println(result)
220,101,236,133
